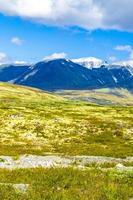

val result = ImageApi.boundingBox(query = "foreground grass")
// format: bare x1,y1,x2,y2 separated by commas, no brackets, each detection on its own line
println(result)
0,168,133,200
0,82,133,157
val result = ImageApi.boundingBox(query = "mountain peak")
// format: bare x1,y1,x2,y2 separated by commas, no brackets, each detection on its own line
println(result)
0,58,133,91
72,57,104,68
43,53,67,62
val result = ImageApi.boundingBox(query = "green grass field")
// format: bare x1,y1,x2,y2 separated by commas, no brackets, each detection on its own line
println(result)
0,82,133,199
0,168,132,200
0,82,132,157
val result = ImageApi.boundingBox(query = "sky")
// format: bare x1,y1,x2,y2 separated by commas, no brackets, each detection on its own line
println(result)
0,0,133,64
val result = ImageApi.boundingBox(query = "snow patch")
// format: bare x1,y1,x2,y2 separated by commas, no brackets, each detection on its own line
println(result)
23,69,38,81
72,57,103,68
112,76,118,83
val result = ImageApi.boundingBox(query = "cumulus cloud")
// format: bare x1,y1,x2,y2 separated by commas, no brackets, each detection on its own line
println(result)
0,0,133,31
11,37,24,45
43,52,67,61
115,45,133,59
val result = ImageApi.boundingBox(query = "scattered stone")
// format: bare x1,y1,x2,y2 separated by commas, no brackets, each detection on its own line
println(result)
0,183,29,193
115,163,125,171
13,184,29,193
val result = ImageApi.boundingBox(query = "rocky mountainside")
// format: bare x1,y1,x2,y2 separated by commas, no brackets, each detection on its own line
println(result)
0,64,29,83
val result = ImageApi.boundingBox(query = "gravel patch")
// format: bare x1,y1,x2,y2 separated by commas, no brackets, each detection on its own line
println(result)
0,155,133,170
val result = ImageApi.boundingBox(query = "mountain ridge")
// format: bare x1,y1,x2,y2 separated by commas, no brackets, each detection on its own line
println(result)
0,58,133,91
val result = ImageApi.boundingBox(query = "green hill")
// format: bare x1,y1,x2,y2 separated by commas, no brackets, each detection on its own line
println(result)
0,82,132,157
55,88,133,105
0,82,63,102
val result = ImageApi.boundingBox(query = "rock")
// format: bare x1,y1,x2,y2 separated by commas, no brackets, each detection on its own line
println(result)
115,163,125,170
0,183,29,193
13,184,29,193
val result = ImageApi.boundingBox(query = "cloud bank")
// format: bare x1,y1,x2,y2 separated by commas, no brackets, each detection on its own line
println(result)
0,0,133,31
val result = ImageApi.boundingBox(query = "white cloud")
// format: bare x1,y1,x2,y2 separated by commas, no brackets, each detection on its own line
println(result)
115,45,133,59
0,52,7,62
11,37,24,45
0,52,29,65
0,0,133,31
43,52,67,61
13,60,29,65
0,0,102,30
115,45,132,52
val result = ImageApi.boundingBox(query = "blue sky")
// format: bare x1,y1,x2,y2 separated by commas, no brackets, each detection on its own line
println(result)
0,0,133,64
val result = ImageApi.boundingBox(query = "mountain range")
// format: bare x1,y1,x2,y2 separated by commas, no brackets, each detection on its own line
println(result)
0,58,133,91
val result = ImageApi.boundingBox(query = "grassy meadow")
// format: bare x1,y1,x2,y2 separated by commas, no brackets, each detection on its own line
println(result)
0,82,133,199
0,82,132,157
0,168,133,200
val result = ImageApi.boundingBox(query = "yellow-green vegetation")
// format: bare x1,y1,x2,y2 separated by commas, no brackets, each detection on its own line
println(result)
55,88,133,105
0,168,132,200
85,161,133,168
0,82,133,157
0,82,133,199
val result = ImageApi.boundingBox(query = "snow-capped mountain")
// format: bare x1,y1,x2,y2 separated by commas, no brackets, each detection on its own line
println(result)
113,60,133,68
72,57,104,68
0,58,133,91
14,59,96,90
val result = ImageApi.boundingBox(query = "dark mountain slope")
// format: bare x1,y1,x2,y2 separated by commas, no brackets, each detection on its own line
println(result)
0,64,29,82
15,59,103,90
15,59,133,91
0,59,133,91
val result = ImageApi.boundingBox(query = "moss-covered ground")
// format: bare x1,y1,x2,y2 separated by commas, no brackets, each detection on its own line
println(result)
0,82,132,157
0,82,133,199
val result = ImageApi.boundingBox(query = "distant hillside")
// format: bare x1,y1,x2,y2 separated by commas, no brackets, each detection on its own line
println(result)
55,88,133,106
0,82,63,102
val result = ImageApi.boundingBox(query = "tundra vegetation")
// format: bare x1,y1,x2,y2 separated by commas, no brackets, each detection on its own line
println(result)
0,168,133,200
0,82,133,199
